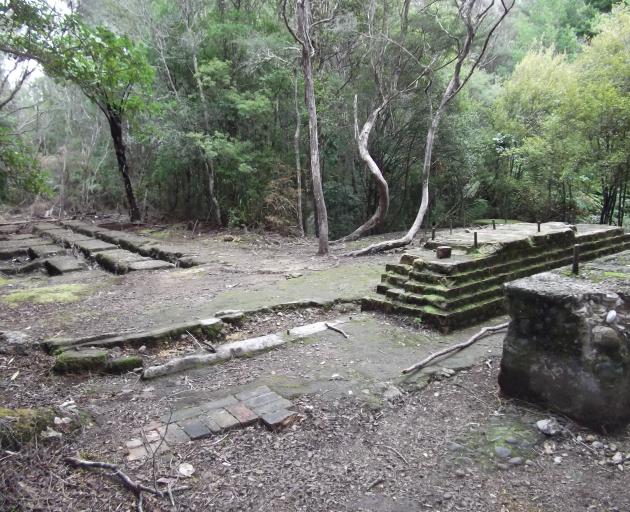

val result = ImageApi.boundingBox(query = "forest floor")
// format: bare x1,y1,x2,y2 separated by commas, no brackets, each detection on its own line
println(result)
1,218,629,511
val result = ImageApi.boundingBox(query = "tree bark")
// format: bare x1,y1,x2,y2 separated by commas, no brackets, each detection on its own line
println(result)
297,0,329,255
106,111,141,222
333,96,389,243
293,71,305,236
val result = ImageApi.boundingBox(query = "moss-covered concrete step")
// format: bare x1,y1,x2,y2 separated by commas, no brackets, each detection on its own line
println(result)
53,347,143,374
385,263,412,276
72,238,118,256
575,227,624,244
419,296,506,332
44,229,93,247
31,223,66,235
407,235,630,290
27,244,66,259
43,317,224,354
403,285,503,311
93,249,154,274
381,272,407,288
44,256,88,275
361,295,425,316
0,238,50,259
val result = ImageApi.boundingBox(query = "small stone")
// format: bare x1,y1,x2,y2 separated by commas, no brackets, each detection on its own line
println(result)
127,446,148,462
138,345,147,353
41,427,62,439
508,457,524,466
536,418,561,436
178,463,195,478
53,416,71,425
506,437,519,445
576,435,583,443
525,459,534,466
592,441,604,450
611,452,623,464
329,374,343,381
443,492,453,500
586,434,596,443
606,310,617,324
454,469,466,477
609,444,618,452
494,446,511,459
553,456,563,465
496,463,509,470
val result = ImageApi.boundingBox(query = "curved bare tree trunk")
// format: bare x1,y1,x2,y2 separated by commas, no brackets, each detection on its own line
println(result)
333,97,389,243
347,0,514,257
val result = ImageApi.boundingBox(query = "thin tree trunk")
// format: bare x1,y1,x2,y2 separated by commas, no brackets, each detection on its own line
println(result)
297,0,329,255
107,112,141,222
293,72,305,236
333,96,389,243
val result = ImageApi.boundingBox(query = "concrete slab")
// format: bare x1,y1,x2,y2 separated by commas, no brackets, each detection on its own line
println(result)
45,256,87,275
73,238,118,255
127,260,174,271
94,249,149,274
28,244,66,259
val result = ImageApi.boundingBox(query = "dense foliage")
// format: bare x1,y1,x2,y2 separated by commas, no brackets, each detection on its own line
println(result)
0,0,628,235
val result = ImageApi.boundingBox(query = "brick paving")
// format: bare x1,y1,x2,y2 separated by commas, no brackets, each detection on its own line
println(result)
125,386,298,462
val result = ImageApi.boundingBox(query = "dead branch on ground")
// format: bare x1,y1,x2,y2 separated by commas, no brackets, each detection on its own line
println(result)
325,322,349,339
64,456,188,511
401,321,509,374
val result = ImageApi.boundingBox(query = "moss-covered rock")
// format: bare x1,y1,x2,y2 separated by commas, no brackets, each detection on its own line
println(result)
54,348,108,373
0,407,55,449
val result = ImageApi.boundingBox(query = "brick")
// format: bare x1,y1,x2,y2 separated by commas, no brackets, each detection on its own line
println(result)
180,419,213,440
261,409,299,431
200,395,238,411
235,385,271,402
225,403,258,426
127,446,148,462
243,391,282,409
157,423,190,445
161,406,204,423
205,409,239,431
250,397,293,415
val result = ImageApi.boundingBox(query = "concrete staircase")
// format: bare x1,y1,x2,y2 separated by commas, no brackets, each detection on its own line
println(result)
363,224,630,332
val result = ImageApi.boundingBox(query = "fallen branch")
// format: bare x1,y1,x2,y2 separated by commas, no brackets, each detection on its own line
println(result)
325,322,349,339
63,456,188,511
401,321,509,375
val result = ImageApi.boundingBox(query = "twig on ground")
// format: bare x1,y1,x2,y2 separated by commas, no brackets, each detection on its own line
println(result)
402,322,509,374
380,444,409,465
186,330,216,353
325,323,349,339
366,477,385,490
63,456,188,510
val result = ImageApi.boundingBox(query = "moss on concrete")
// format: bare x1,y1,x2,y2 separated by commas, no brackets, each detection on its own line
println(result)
107,356,143,373
2,283,90,304
54,348,108,373
0,407,55,449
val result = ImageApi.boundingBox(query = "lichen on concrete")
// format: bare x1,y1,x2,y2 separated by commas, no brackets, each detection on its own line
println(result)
2,283,90,304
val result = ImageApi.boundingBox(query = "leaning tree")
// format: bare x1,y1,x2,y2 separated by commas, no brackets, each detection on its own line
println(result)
0,0,153,221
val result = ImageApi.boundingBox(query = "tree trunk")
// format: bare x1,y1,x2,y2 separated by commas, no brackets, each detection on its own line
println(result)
191,49,222,226
293,72,305,236
297,0,329,255
333,96,389,243
107,111,141,222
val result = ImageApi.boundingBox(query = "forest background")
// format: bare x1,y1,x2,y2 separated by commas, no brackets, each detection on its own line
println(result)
1,0,628,244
